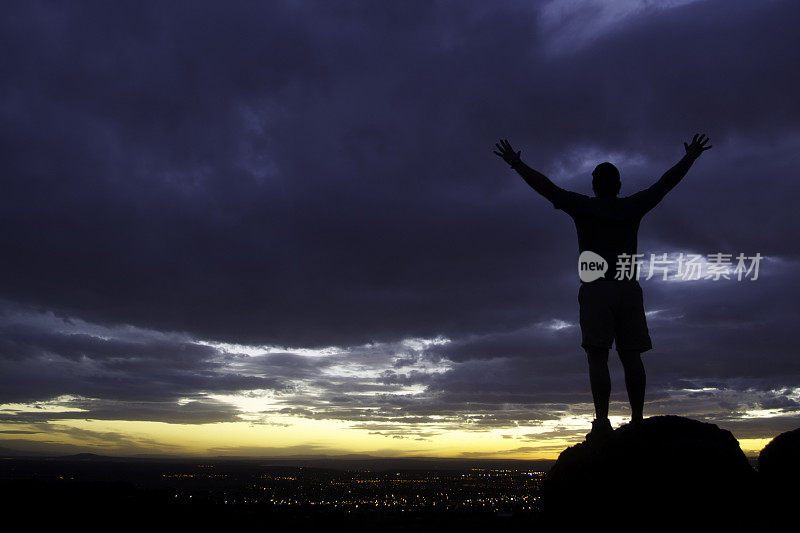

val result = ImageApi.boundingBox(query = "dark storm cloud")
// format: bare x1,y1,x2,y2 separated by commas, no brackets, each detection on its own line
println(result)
1,0,798,347
1,0,799,446
0,322,218,363
0,302,283,423
0,398,241,425
0,422,184,455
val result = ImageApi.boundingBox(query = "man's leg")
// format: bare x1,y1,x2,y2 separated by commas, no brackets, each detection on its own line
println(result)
586,347,610,420
619,349,645,422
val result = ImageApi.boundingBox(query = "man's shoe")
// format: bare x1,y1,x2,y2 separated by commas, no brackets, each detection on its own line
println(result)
586,417,613,443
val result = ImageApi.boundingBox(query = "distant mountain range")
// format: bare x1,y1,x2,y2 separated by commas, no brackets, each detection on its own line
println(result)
0,444,554,471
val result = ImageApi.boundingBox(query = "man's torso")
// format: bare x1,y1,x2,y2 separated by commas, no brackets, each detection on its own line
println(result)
555,194,648,281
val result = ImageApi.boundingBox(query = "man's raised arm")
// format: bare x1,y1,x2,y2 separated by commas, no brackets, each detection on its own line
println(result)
632,133,712,214
493,139,568,206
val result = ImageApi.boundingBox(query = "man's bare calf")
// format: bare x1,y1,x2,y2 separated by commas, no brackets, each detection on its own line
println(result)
586,348,646,424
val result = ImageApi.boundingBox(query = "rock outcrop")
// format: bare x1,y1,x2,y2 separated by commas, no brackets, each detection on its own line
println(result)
758,426,800,479
757,427,800,522
541,416,755,526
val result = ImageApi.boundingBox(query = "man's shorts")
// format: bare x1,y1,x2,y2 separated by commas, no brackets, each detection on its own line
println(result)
578,279,653,353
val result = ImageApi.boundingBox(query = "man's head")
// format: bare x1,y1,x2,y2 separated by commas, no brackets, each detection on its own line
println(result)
592,162,621,197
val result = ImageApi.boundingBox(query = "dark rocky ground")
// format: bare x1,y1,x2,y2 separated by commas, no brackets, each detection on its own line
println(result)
541,415,797,529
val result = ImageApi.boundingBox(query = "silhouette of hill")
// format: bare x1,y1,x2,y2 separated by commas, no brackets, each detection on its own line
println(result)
758,427,800,524
0,445,555,472
541,416,756,527
758,426,800,477
0,445,49,457
57,452,114,461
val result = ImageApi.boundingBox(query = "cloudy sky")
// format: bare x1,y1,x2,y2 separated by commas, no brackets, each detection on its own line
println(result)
1,0,798,458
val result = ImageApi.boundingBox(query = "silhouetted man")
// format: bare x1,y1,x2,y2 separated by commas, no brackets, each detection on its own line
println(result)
494,134,712,440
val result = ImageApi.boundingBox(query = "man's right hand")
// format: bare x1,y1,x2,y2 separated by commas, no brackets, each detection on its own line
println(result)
684,133,712,159
493,139,522,168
